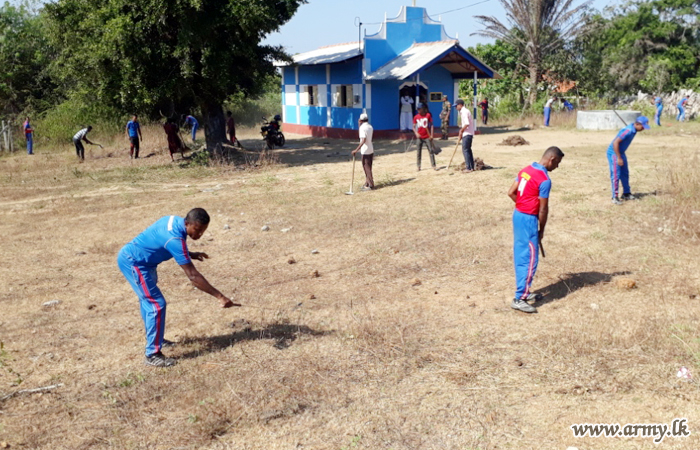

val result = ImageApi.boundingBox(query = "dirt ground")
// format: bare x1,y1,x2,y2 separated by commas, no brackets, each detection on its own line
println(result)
1,119,700,450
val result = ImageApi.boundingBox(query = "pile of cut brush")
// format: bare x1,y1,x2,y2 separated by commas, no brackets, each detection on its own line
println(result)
497,135,529,146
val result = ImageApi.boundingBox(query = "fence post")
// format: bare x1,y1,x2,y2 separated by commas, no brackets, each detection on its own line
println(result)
9,121,13,152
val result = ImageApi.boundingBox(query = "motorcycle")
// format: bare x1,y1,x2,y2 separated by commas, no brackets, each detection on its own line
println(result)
260,115,285,149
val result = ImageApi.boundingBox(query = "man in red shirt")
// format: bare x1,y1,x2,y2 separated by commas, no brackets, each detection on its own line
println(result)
413,103,436,171
507,146,565,313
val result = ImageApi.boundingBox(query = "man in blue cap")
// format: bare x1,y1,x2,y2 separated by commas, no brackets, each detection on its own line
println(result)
607,116,649,205
654,96,663,126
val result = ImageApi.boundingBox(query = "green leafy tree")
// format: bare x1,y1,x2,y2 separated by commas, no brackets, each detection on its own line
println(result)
578,0,700,94
0,1,57,115
469,40,528,114
44,0,305,149
473,0,592,108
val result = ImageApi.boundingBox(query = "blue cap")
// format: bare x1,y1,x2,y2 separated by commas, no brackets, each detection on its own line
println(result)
636,116,650,130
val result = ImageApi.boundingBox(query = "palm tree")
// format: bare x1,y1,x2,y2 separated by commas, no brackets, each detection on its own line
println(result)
473,0,591,108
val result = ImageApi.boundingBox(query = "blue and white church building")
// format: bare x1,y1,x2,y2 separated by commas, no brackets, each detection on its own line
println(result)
279,4,500,139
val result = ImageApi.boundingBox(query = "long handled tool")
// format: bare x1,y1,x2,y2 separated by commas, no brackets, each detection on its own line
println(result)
345,155,356,195
446,140,460,170
539,237,546,258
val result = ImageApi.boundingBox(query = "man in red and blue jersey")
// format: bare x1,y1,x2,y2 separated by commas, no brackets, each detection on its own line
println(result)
607,116,649,205
507,147,564,313
23,116,33,155
117,208,238,367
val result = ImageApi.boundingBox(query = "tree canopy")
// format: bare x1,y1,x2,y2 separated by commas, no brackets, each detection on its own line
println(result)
44,0,305,147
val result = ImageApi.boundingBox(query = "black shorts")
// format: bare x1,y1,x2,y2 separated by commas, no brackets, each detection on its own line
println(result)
130,136,140,150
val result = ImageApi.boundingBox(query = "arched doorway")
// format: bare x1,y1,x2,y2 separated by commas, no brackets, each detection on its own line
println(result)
398,82,428,132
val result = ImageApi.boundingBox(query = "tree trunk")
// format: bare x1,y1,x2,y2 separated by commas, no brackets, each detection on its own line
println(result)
201,101,227,152
528,63,540,110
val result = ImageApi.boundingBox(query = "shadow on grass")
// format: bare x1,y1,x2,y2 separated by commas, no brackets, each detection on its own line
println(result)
375,177,416,190
631,191,658,200
534,271,631,305
178,323,333,358
478,125,532,135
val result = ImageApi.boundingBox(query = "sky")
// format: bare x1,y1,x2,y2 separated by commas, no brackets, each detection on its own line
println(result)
263,0,616,54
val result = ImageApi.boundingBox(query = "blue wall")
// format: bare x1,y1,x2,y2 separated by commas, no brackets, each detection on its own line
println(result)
331,108,362,130
284,106,297,124
282,67,295,85
330,59,362,85
299,106,326,126
298,65,326,85
366,6,444,73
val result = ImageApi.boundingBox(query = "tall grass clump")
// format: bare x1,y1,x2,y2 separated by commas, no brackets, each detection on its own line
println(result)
663,154,700,239
36,97,124,149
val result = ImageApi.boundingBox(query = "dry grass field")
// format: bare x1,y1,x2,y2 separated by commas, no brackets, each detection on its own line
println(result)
1,117,700,450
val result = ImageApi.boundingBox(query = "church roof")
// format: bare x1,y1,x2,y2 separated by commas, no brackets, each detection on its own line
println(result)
365,40,501,81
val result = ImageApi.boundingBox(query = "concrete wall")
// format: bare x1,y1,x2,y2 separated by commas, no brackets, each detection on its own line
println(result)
577,110,641,130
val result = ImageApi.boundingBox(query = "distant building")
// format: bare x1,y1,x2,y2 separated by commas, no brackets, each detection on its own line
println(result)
279,5,500,139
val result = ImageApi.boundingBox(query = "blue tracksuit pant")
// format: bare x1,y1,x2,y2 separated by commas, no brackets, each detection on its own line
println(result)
118,248,167,357
607,151,630,199
655,106,662,126
677,106,685,122
544,107,551,127
513,210,539,300
191,123,198,141
26,134,33,154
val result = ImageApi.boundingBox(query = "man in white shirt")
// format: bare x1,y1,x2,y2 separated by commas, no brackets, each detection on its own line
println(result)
73,126,95,161
455,99,476,173
400,95,414,132
352,113,374,191
544,96,556,127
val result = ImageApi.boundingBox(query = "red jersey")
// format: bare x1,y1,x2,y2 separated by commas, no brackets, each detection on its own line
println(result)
413,112,433,139
514,163,552,216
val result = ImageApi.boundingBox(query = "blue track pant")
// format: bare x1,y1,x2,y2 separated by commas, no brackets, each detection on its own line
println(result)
118,248,166,357
191,123,198,141
26,134,33,154
655,106,662,126
513,210,539,300
677,106,685,122
544,107,551,127
607,151,630,199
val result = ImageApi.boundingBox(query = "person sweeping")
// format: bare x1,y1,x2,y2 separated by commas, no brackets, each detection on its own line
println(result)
351,113,374,191
508,146,565,313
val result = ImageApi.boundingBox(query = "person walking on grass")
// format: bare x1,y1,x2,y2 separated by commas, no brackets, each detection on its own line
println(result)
117,208,238,367
163,117,185,162
439,96,451,140
543,96,556,127
654,96,663,126
351,113,374,191
23,116,33,155
677,96,689,122
454,99,475,173
185,114,199,142
607,116,649,205
413,103,436,171
226,111,238,147
508,146,565,314
73,126,95,161
126,114,143,159
478,97,489,125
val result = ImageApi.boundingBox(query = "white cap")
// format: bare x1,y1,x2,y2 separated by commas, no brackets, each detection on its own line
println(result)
359,113,368,121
